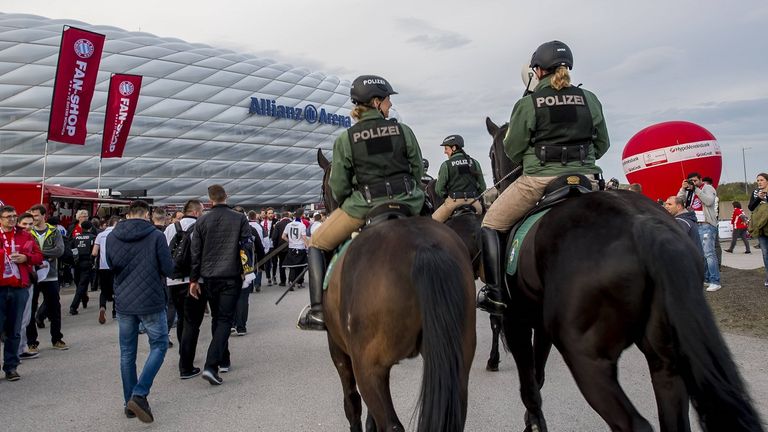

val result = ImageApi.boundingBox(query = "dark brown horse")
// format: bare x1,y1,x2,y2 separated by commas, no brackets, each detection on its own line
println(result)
485,117,763,432
316,150,477,432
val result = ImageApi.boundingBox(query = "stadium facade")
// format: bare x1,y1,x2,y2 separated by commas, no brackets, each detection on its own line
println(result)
0,13,353,206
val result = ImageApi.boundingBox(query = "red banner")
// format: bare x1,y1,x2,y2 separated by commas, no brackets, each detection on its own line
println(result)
101,74,142,158
46,26,105,145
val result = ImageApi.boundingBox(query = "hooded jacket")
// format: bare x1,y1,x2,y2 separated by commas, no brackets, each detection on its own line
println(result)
674,210,704,257
106,218,173,315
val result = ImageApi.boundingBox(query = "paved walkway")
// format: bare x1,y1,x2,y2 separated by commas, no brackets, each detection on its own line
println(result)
721,240,764,270
1,282,766,431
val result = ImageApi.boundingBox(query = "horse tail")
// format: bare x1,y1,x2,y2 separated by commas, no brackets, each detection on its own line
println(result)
634,217,763,431
412,245,467,432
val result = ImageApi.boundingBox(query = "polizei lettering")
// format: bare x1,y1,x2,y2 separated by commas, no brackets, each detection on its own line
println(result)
249,97,352,128
451,158,470,167
535,94,585,108
109,98,131,152
64,60,88,136
351,125,400,143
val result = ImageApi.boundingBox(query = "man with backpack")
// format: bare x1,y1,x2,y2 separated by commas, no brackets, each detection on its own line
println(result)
163,199,205,380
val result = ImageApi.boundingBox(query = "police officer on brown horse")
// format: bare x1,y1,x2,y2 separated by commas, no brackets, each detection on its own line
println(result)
477,40,610,314
298,75,425,331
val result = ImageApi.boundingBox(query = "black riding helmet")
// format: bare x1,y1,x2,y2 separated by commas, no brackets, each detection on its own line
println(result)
530,40,573,71
440,134,464,149
350,75,398,105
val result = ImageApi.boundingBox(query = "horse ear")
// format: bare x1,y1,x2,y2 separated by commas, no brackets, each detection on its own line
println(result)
485,117,499,136
317,149,330,170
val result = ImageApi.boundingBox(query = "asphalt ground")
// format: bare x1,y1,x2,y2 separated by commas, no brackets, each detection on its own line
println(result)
1,272,767,431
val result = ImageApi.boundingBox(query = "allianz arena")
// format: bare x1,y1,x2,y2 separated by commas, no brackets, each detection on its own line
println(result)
0,12,353,206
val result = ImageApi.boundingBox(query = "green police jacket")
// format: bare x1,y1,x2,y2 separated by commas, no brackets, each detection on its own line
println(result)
329,109,425,220
435,151,486,197
503,75,610,177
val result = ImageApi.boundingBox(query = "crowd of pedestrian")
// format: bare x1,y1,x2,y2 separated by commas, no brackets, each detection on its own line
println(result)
0,186,324,423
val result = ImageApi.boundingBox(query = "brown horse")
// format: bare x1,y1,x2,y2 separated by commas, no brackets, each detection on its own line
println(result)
485,117,763,432
316,150,477,432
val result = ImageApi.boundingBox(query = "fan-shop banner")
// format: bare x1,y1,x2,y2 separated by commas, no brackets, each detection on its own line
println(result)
47,26,105,145
101,74,142,158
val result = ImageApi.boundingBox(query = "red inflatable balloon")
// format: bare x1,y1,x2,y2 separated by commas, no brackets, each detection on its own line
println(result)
622,121,721,201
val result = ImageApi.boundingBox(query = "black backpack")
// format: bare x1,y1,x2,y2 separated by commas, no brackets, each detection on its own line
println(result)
170,221,194,279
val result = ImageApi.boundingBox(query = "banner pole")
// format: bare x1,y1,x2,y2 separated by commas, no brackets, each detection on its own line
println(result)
40,140,50,202
96,156,103,192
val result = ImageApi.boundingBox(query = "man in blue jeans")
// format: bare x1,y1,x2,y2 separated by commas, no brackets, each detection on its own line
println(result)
1,205,43,381
678,172,721,291
107,200,174,423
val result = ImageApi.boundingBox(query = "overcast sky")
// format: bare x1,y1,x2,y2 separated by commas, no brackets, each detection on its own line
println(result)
6,0,768,185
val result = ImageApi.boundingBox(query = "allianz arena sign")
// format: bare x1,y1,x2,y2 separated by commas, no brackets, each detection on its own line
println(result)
249,96,352,128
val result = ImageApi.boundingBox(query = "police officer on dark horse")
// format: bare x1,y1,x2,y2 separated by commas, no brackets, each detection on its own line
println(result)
483,41,763,431
303,75,476,431
297,75,426,331
477,40,609,314
431,135,486,223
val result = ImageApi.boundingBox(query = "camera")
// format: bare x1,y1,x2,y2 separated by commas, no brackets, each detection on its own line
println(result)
686,179,695,186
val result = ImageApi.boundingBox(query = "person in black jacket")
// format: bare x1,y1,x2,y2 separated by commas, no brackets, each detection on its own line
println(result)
270,211,291,286
69,220,96,315
664,195,704,257
106,200,174,423
189,185,251,385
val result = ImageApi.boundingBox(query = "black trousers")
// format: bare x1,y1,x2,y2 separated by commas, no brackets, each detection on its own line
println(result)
275,249,287,284
70,260,93,311
204,277,239,371
178,283,208,373
26,281,64,346
233,283,251,332
97,269,115,311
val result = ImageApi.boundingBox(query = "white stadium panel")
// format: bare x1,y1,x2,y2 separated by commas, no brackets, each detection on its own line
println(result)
0,12,354,206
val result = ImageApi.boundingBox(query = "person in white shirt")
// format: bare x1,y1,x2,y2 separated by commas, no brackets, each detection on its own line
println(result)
309,212,323,237
162,200,206,379
248,210,266,292
281,209,309,289
92,216,119,324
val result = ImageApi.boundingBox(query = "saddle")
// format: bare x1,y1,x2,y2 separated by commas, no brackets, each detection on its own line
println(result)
450,204,478,219
366,202,412,227
323,202,412,290
505,174,593,275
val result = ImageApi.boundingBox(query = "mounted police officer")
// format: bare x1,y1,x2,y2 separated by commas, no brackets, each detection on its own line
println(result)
477,40,610,315
431,135,486,222
298,75,425,331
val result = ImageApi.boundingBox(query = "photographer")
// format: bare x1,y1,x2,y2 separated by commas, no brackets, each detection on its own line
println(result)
677,172,720,291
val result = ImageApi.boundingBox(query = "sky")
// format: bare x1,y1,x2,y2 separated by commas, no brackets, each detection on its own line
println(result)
5,0,768,186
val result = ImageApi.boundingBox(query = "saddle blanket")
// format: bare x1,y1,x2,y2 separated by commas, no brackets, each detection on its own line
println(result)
506,209,550,276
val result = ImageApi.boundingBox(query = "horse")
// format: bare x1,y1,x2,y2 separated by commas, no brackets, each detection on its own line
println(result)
315,149,477,432
424,154,504,371
485,117,763,432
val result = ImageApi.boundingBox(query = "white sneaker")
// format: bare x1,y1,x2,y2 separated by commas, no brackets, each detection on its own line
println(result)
706,283,722,292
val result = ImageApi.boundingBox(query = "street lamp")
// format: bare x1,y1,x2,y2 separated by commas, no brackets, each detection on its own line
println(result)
742,147,752,195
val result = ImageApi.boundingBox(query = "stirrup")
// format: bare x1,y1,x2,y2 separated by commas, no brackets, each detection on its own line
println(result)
296,304,326,331
476,286,506,315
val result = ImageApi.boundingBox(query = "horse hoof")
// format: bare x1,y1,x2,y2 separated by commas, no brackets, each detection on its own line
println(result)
486,362,499,372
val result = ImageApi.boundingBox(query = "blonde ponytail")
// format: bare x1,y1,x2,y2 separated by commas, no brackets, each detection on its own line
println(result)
550,66,571,91
351,105,369,121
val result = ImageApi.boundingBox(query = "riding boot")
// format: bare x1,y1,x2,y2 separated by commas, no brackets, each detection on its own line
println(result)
477,227,507,315
297,247,327,331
